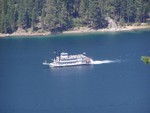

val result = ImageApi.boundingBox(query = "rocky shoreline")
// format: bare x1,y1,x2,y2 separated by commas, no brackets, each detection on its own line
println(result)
0,25,150,38
63,25,150,34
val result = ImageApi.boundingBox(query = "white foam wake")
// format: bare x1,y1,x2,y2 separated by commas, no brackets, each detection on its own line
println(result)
91,60,117,65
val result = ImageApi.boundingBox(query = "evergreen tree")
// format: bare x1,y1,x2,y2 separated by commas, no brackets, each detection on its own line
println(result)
135,0,143,23
0,0,8,33
45,0,58,31
79,0,88,25
126,0,135,23
59,2,68,30
0,0,150,33
41,6,45,31
0,0,2,32
7,0,16,33
31,0,39,31
88,0,101,28
17,0,26,28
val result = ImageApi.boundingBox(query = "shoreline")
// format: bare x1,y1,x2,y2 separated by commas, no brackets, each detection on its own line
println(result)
0,25,150,38
63,25,150,34
0,31,51,38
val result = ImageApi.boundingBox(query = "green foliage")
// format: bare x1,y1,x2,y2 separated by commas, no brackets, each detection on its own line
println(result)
119,18,125,26
72,18,82,27
0,0,150,33
88,0,101,28
141,56,150,64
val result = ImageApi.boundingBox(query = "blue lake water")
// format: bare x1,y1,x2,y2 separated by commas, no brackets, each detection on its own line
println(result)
0,30,150,113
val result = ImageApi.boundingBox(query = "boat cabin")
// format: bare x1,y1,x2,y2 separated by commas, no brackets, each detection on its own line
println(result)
60,52,68,58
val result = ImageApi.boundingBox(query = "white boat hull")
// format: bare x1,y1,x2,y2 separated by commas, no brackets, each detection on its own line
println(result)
49,62,91,67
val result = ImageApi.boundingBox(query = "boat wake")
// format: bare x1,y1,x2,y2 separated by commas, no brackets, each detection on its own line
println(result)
91,60,119,65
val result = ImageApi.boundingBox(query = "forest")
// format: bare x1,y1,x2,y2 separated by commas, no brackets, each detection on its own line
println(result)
0,0,150,33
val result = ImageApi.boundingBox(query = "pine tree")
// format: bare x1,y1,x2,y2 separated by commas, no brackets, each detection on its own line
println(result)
98,0,108,28
0,0,8,33
7,0,16,33
0,0,2,32
17,0,26,28
0,0,150,33
79,0,88,25
41,7,45,31
135,0,143,23
59,2,68,30
31,0,39,31
126,0,133,23
45,0,58,31
31,7,36,31
88,0,101,28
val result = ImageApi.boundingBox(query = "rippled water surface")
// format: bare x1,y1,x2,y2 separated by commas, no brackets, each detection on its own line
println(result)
0,30,150,113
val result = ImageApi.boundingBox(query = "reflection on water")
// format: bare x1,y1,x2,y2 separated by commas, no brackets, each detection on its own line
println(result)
49,65,94,76
43,59,121,76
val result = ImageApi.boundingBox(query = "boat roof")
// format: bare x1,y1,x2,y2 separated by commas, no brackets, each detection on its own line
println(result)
60,52,86,58
61,52,68,56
